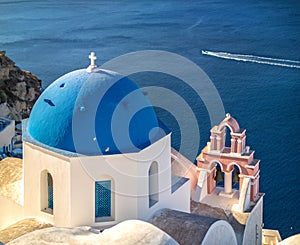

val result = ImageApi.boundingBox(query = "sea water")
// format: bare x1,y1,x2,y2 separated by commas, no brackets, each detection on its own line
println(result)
0,0,299,238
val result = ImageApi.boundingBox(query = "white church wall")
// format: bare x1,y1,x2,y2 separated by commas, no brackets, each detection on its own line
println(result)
69,154,140,227
23,134,190,228
23,142,72,226
242,195,263,245
69,135,173,227
167,179,190,213
135,135,190,220
136,135,172,219
68,157,94,227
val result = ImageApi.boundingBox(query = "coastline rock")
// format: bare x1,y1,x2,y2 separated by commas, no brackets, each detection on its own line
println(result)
0,51,41,121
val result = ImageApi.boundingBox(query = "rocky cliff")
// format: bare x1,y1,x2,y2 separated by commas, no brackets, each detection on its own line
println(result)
0,51,41,121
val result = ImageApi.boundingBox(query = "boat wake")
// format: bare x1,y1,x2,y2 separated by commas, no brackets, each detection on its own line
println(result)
201,50,300,69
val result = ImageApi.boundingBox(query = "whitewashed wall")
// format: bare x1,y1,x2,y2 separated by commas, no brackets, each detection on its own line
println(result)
23,142,72,226
23,134,190,228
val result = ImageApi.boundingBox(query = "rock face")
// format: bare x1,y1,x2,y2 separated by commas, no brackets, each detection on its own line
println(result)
0,51,41,121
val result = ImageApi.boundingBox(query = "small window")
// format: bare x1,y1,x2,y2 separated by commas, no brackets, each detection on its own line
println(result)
149,161,159,207
95,181,111,218
41,170,53,214
47,173,53,209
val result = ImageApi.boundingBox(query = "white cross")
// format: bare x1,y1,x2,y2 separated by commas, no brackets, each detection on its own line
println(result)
87,52,97,72
89,52,97,67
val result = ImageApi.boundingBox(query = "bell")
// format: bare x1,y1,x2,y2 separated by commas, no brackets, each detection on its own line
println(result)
215,167,223,182
233,170,239,183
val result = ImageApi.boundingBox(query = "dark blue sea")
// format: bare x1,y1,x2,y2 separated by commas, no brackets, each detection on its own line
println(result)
0,0,299,238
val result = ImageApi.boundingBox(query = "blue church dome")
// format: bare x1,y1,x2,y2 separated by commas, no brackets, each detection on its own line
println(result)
27,67,161,155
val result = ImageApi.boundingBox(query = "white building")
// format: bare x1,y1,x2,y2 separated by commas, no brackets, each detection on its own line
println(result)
21,53,190,228
0,117,15,154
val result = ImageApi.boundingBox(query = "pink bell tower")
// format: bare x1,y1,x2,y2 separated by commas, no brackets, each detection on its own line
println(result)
196,113,260,202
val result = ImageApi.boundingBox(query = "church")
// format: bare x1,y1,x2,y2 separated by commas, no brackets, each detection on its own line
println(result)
1,52,288,245
20,52,190,228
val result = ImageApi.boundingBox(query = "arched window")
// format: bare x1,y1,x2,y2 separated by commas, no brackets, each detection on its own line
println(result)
41,170,53,214
95,177,114,221
149,161,159,207
47,173,53,209
225,127,231,148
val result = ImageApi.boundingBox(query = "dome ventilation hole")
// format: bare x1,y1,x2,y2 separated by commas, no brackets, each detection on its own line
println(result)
44,99,55,107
